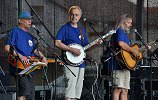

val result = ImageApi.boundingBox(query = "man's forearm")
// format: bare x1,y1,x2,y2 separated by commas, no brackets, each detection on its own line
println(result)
34,49,45,58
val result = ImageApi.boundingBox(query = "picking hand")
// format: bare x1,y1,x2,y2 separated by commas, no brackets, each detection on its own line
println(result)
70,48,81,56
19,55,30,65
41,57,48,66
132,49,140,59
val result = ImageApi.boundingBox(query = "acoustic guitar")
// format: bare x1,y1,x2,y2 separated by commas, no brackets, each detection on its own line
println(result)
116,40,156,70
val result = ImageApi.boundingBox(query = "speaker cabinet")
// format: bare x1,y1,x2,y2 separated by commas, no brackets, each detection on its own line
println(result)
35,90,51,100
145,81,158,100
0,92,16,100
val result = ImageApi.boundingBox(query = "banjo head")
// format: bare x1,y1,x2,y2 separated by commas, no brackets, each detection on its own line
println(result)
65,43,86,66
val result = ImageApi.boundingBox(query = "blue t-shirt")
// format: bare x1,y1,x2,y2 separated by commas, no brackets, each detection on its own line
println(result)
55,22,89,68
109,27,131,70
5,26,35,74
6,27,35,56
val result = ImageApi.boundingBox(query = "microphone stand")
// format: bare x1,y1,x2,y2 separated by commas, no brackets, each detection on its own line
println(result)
1,24,33,100
0,25,7,95
87,23,116,99
24,0,55,40
34,32,74,100
23,0,75,75
4,31,31,100
135,32,158,100
91,60,100,100
35,32,76,77
35,31,76,100
22,1,76,100
35,31,76,77
0,66,7,94
33,39,51,100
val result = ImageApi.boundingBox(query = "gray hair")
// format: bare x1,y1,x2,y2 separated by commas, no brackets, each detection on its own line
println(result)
68,6,82,16
115,14,132,30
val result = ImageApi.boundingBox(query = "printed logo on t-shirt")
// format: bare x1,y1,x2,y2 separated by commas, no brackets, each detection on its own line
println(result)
28,40,33,47
79,35,81,40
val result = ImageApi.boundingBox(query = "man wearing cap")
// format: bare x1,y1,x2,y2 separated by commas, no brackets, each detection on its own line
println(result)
5,11,48,100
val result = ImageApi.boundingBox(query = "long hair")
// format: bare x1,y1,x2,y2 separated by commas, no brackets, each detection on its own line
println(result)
115,14,132,30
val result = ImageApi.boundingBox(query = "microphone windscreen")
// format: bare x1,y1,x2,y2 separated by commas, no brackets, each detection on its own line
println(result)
83,18,87,22
32,24,36,29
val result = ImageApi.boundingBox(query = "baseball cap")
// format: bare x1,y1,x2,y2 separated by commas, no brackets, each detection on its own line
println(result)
18,11,32,19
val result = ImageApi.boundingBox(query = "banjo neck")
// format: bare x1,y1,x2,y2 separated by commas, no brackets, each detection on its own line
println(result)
83,30,116,50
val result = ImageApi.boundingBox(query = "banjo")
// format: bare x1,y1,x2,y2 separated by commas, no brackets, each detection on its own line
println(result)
64,30,116,66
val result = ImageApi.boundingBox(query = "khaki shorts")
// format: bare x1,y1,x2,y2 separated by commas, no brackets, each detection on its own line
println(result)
112,70,130,89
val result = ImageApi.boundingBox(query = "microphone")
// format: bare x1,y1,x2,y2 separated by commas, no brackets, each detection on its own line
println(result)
83,18,94,25
32,24,44,38
32,25,46,44
32,24,40,33
133,29,143,39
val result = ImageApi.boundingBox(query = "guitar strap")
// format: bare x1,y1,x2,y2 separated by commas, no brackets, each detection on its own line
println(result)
79,28,84,45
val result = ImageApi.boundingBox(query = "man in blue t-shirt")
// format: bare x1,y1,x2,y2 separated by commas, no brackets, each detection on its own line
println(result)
110,14,140,100
55,6,102,100
5,11,48,100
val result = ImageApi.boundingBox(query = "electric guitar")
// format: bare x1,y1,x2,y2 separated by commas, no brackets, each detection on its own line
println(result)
8,55,60,69
64,30,116,66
